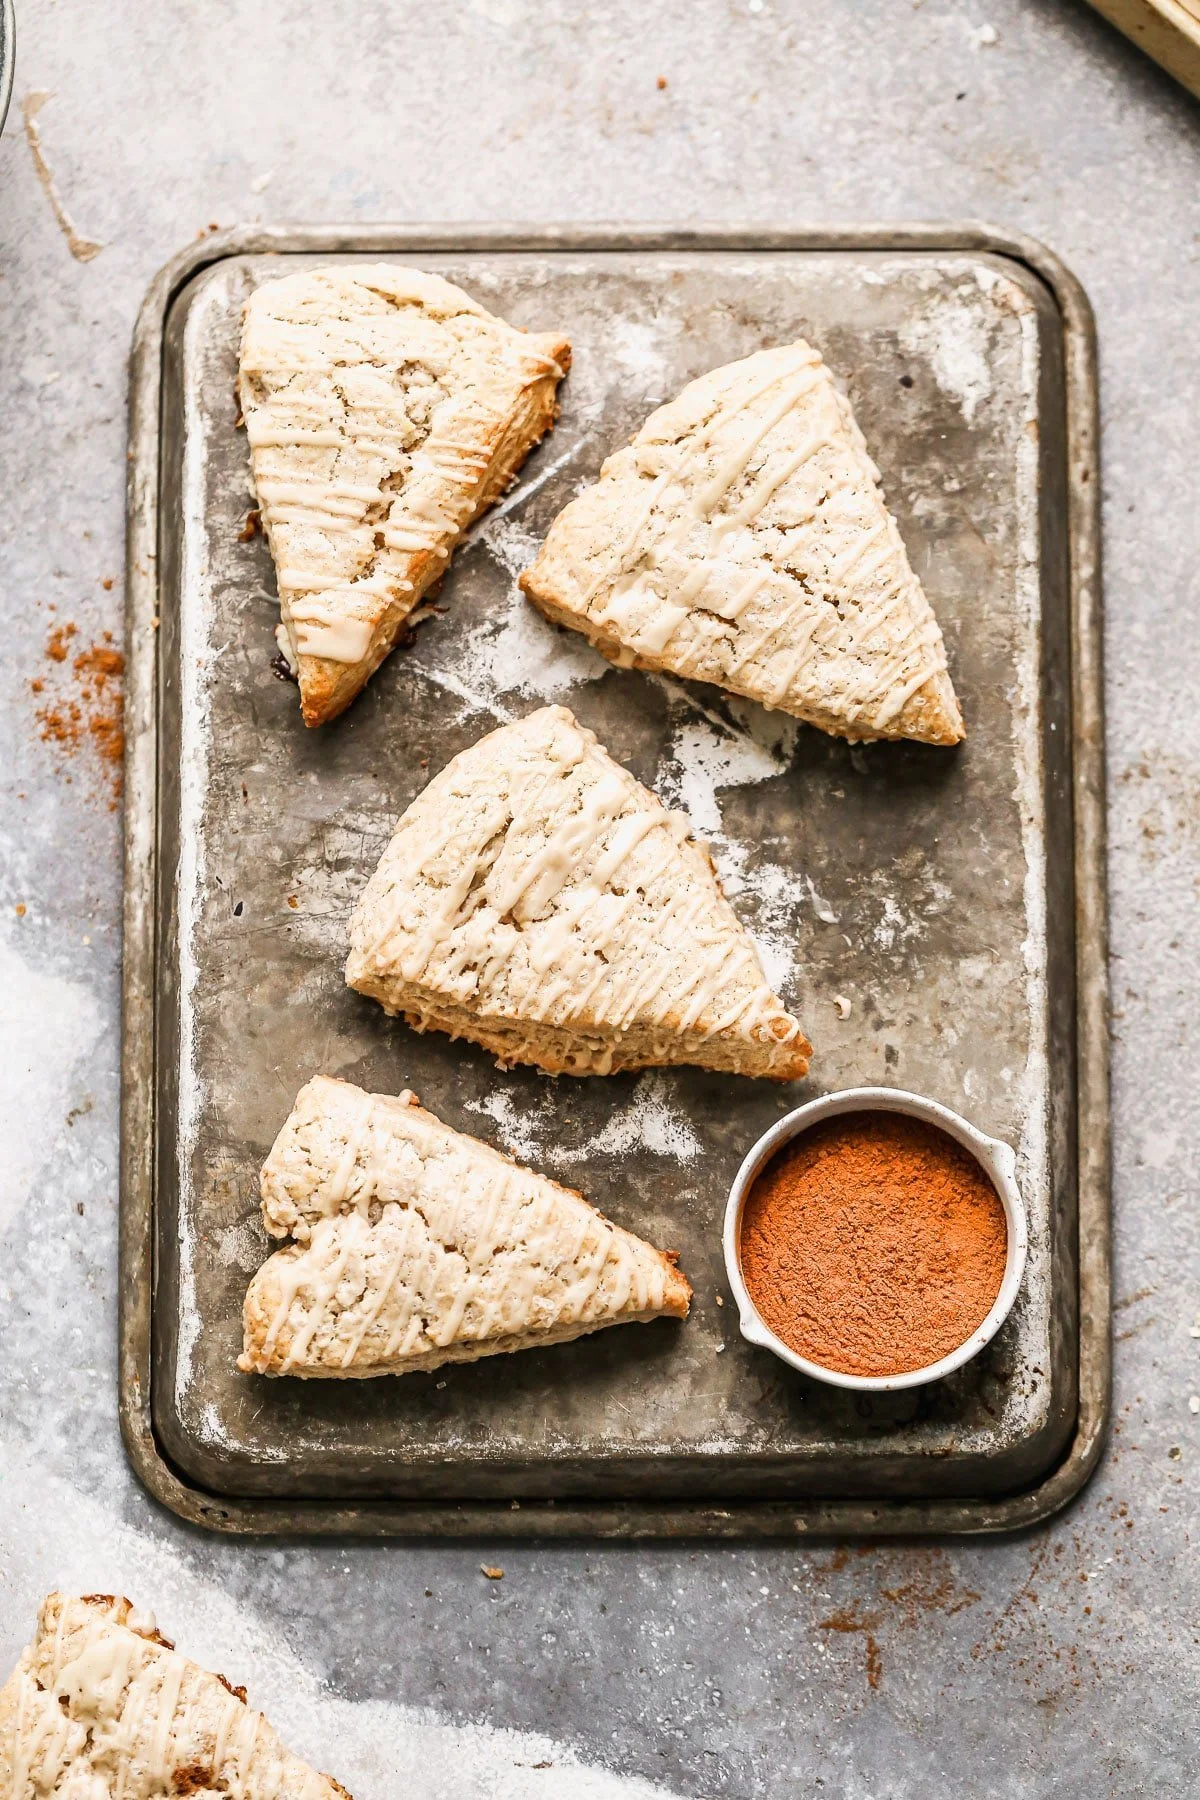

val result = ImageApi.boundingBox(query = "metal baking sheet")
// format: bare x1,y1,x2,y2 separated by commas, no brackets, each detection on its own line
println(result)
120,224,1109,1537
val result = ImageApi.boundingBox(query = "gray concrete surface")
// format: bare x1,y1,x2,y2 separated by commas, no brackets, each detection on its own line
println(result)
0,1,1198,1794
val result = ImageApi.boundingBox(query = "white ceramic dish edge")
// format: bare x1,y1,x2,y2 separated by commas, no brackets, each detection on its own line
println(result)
722,1086,1029,1393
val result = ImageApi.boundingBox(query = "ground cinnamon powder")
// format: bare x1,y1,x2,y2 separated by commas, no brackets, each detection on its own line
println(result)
739,1112,1008,1378
33,624,125,807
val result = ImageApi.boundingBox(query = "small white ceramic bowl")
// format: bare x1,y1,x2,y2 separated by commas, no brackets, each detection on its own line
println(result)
723,1086,1028,1393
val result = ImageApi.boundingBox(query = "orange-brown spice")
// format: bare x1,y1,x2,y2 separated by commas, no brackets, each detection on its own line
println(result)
34,626,125,806
739,1112,1007,1378
46,621,77,662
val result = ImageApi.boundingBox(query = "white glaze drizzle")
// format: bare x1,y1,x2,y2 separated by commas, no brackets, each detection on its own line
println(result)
6,1596,336,1799
245,1077,687,1374
344,708,805,1079
239,264,567,684
287,599,377,665
528,341,959,739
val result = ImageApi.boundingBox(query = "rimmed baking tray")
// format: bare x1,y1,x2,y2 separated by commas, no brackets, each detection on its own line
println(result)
121,222,1109,1537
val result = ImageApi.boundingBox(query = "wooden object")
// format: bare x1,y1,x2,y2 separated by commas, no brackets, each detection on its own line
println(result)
1086,0,1200,100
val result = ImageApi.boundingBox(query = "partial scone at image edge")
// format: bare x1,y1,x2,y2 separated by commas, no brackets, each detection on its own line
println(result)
0,1593,352,1798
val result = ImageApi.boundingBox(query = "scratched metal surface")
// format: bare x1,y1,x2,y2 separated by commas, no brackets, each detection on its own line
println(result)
150,245,1076,1503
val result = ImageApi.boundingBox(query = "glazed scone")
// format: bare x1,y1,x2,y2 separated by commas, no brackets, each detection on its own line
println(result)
345,705,810,1080
239,263,570,726
240,1076,692,1377
520,343,963,745
0,1592,349,1798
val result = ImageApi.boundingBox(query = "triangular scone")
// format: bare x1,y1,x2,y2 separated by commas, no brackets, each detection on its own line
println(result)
239,264,570,727
0,1593,349,1798
345,705,810,1080
520,343,963,745
239,1076,692,1378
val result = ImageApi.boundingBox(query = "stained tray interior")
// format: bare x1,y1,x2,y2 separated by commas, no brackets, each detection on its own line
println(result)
151,247,1078,1501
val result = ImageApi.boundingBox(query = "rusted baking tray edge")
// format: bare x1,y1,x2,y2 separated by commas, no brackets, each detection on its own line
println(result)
121,220,1109,1540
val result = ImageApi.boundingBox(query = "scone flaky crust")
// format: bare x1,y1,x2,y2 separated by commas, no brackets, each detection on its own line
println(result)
345,705,810,1080
240,1075,691,1378
239,263,570,726
0,1593,349,1798
520,343,963,746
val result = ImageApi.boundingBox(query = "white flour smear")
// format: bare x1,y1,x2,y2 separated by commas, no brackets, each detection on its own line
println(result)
215,1215,268,1273
871,892,920,953
713,843,811,996
554,1076,701,1165
899,286,994,423
467,1074,700,1168
659,719,783,836
653,689,810,998
409,517,608,719
475,518,544,583
0,1454,680,1800
604,316,673,386
464,1087,547,1164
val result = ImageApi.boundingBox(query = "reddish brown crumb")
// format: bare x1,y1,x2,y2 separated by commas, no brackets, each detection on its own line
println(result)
102,577,114,590
817,1607,884,1689
286,895,299,909
46,622,77,662
865,1636,883,1688
14,904,26,917
35,625,125,807
238,508,261,543
75,645,124,683
657,74,668,89
171,1767,217,1795
37,699,83,748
